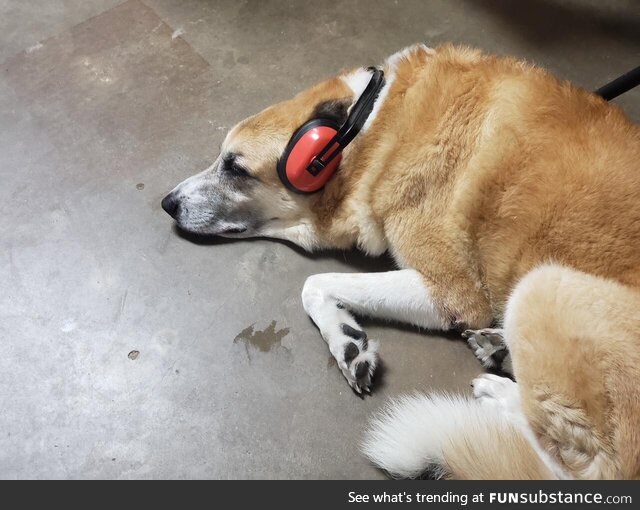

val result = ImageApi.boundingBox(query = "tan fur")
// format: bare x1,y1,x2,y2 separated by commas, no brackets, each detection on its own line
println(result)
444,420,553,480
222,44,640,478
506,265,640,479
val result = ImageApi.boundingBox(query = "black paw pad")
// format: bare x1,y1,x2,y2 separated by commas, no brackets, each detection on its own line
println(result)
340,323,368,350
355,360,369,380
343,342,359,365
491,348,508,365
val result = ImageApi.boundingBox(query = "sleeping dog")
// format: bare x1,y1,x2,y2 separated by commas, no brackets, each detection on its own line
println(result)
162,44,640,479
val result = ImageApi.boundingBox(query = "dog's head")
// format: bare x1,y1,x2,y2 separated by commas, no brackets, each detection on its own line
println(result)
161,73,359,246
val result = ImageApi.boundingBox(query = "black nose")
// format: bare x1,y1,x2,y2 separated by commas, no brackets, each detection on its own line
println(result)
161,193,179,218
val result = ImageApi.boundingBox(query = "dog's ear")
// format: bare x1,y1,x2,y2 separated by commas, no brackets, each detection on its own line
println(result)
311,98,351,126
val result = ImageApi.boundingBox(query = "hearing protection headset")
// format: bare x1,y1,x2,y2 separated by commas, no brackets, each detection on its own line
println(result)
277,68,385,193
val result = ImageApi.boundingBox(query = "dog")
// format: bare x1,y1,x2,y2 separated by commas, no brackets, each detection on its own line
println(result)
162,44,640,479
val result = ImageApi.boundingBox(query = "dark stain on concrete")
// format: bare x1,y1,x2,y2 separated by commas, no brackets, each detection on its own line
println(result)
136,183,145,190
234,320,290,356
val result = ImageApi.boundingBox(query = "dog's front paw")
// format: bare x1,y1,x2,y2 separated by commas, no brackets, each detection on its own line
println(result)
471,373,520,416
463,328,512,374
330,324,378,395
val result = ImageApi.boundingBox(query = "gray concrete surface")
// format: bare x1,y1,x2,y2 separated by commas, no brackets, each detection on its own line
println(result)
0,0,638,479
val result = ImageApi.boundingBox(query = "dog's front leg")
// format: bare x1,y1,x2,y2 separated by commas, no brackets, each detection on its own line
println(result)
301,269,449,394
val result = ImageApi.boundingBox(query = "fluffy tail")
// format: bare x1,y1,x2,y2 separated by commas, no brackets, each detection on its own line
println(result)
362,394,555,479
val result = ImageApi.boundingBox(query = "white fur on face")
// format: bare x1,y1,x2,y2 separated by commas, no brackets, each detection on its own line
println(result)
170,162,216,198
166,155,325,245
165,160,256,235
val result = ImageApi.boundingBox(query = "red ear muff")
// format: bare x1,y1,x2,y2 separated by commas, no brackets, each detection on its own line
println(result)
277,119,342,194
277,68,385,194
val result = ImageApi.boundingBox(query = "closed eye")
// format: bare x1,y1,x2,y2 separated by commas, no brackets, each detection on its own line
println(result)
221,153,255,179
227,161,251,178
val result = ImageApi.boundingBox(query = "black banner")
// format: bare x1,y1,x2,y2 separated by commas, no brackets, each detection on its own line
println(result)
2,480,639,508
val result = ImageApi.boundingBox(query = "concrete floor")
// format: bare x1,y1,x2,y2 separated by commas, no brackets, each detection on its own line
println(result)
0,0,638,479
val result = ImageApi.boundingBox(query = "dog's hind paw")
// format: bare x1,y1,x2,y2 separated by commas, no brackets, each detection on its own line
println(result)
463,328,512,375
331,324,379,395
471,374,522,423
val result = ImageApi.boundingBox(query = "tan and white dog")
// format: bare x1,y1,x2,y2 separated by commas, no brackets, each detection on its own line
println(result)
162,44,640,479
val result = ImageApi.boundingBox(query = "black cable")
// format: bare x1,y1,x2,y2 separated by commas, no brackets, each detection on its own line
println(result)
595,65,640,101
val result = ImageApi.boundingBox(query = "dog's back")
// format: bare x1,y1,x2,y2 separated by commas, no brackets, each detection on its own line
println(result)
468,67,640,312
360,45,640,318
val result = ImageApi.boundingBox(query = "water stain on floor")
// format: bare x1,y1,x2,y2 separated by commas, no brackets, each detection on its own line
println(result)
234,320,290,352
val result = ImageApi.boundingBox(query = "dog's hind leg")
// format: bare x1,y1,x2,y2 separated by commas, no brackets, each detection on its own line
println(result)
463,328,512,375
504,264,640,479
301,269,450,393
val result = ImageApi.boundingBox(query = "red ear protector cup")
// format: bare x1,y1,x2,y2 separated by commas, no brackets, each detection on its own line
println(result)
277,68,385,194
277,119,342,193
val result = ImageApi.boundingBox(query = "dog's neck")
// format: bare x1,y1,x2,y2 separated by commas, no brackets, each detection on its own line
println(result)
306,44,437,255
308,142,388,255
306,63,400,254
308,70,393,255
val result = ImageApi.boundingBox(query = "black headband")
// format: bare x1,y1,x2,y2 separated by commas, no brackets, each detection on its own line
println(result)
307,68,385,176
